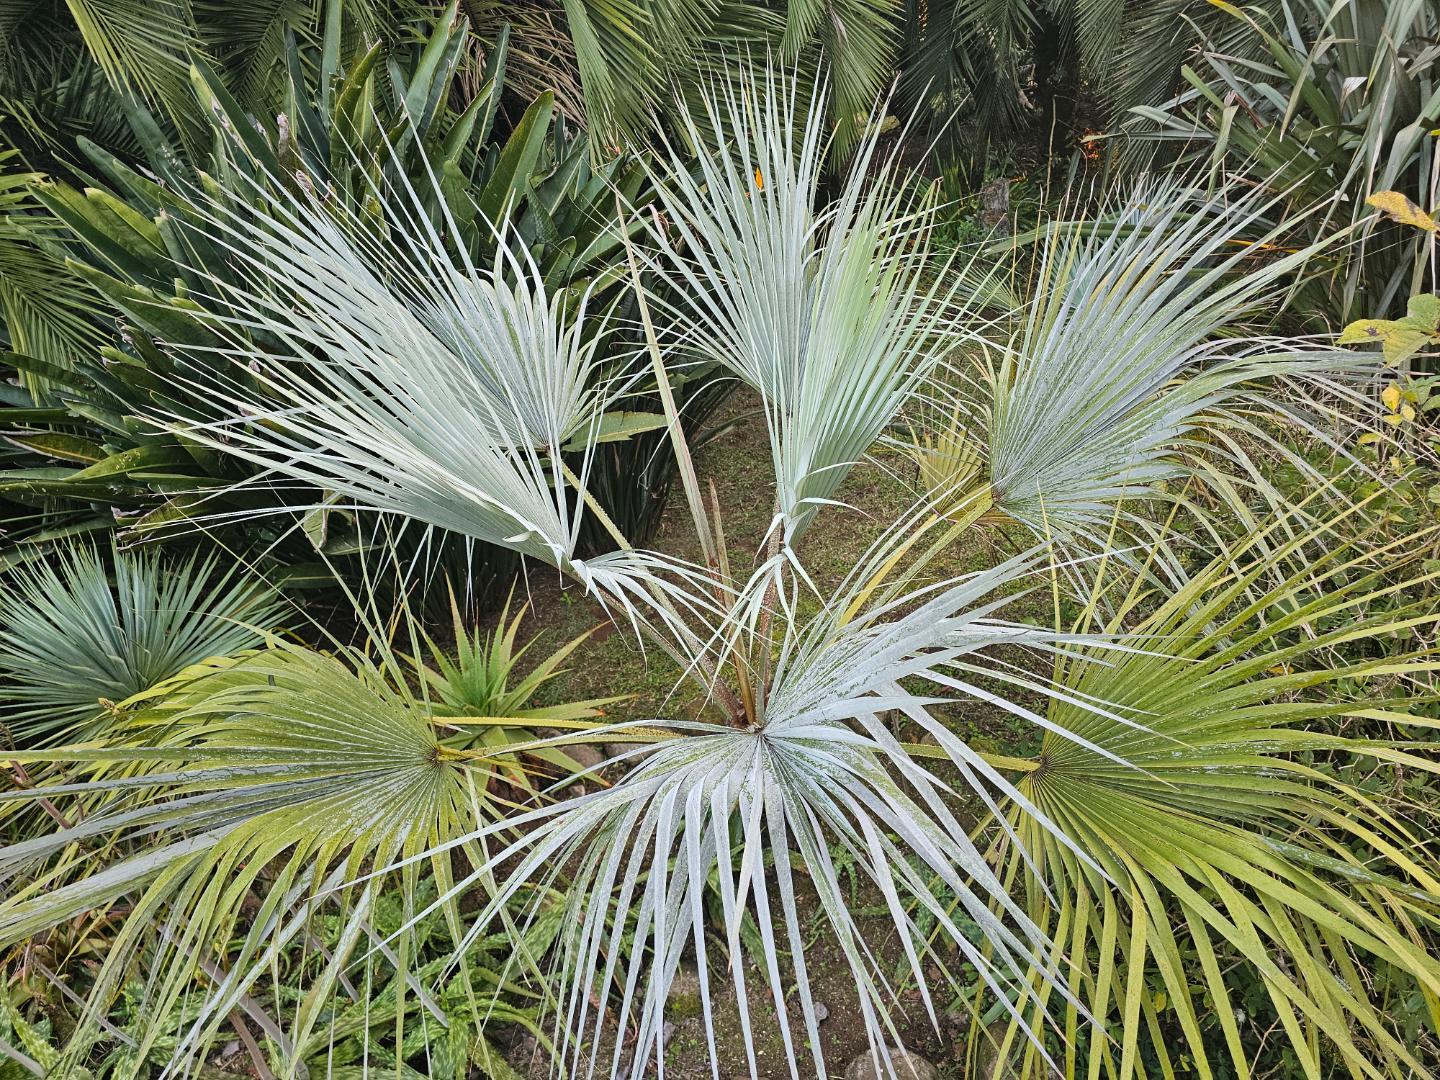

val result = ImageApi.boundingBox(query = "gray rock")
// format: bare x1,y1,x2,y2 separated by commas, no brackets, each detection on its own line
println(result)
814,1001,830,1022
845,1047,939,1080
604,742,657,764
539,728,606,772
971,1020,1012,1078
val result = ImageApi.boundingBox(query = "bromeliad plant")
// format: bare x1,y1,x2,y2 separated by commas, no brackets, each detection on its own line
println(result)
419,587,627,789
1,67,1437,1079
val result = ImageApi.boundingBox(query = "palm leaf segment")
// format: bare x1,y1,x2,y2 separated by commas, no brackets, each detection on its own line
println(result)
989,509,1440,1077
0,642,484,1075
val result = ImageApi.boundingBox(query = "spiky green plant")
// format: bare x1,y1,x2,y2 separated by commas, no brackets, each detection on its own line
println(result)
0,540,282,745
419,588,627,788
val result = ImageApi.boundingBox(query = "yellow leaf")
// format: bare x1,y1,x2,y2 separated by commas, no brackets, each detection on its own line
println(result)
1382,384,1402,410
1384,413,1405,426
1368,191,1437,232
1401,402,1417,422
1357,431,1383,445
1152,990,1168,1011
1343,320,1434,365
1338,319,1391,345
1383,328,1432,365
754,168,764,191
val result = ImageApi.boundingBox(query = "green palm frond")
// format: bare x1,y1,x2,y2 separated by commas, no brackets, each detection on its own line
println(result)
0,154,110,379
0,540,283,745
0,640,494,1074
197,0,318,109
641,68,955,546
61,0,205,140
898,0,1034,140
782,0,898,153
985,508,1440,1077
906,179,1377,548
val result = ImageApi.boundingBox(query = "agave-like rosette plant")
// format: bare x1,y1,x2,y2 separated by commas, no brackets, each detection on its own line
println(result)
0,539,282,745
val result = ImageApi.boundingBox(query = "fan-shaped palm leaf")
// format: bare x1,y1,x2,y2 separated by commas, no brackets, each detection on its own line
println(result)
640,69,956,546
159,156,628,573
781,0,897,153
392,542,1118,1079
0,640,492,1075
981,507,1440,1077
906,179,1376,548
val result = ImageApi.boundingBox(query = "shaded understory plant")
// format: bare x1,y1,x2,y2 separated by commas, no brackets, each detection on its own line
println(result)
1124,0,1440,325
0,539,281,746
0,66,1436,1080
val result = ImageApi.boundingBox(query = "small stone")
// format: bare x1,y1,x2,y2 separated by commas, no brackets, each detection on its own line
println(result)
813,1001,830,1022
564,742,607,772
662,1020,676,1045
845,1046,940,1080
540,728,605,772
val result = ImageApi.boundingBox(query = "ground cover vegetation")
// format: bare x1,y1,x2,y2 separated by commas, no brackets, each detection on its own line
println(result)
1,1,1439,1077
